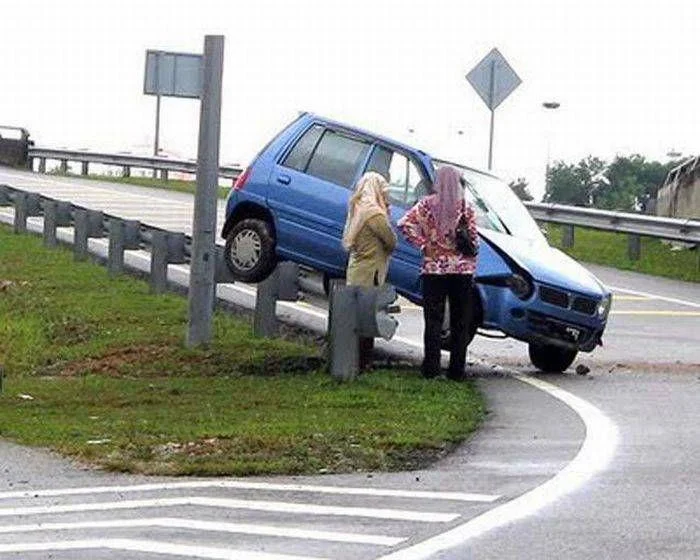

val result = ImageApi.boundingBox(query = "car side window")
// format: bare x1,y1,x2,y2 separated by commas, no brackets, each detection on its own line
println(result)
305,130,371,188
281,124,324,172
366,146,429,207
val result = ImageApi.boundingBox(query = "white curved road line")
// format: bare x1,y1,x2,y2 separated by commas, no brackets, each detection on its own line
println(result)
609,285,700,308
376,374,619,560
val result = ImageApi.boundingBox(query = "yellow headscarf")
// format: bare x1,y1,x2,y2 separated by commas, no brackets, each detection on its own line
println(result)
342,172,390,250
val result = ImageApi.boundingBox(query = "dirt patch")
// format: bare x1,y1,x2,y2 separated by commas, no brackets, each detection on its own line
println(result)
46,344,175,377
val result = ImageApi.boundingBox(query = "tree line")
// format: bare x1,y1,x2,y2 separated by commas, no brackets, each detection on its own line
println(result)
508,154,684,212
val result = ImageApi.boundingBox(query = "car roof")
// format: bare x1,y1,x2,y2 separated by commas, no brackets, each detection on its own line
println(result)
298,112,499,181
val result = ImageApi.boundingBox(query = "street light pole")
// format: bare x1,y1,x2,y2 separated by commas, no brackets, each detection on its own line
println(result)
542,101,560,198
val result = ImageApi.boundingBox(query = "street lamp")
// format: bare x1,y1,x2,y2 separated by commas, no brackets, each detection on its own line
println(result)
542,101,561,197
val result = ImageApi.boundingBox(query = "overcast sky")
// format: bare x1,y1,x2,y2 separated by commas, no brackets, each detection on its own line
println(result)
2,0,698,200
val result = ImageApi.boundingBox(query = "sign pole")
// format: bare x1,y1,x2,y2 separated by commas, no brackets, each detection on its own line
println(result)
153,94,161,177
186,35,224,347
487,60,496,170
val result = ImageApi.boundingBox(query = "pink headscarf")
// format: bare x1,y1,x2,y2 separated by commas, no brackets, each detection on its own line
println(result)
430,166,463,236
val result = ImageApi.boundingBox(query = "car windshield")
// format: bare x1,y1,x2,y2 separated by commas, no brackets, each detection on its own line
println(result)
432,160,547,245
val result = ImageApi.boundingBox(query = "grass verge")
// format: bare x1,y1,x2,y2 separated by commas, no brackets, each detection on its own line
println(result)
0,225,485,476
547,224,699,283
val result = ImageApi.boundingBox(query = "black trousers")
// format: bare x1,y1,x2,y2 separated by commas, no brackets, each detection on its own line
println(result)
421,274,473,380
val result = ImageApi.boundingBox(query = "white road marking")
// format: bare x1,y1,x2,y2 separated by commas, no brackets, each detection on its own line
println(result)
0,496,459,523
609,285,700,308
375,374,619,559
0,517,404,546
0,539,326,560
0,479,498,503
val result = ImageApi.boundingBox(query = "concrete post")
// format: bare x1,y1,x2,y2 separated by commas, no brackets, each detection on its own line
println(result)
628,234,641,261
329,286,360,381
73,209,104,261
13,192,28,234
150,231,169,294
253,268,279,338
42,201,59,247
562,224,575,248
108,219,126,277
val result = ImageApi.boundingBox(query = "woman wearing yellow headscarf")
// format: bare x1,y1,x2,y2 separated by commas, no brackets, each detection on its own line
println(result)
342,171,397,370
343,171,397,287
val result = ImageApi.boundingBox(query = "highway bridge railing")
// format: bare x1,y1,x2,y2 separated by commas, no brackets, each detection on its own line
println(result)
23,147,700,260
28,147,243,182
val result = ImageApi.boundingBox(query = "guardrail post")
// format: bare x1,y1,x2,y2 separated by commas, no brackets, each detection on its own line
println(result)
161,170,169,182
150,231,170,294
73,209,104,261
108,219,126,277
12,192,41,234
253,268,279,338
326,278,345,338
42,200,72,248
12,192,28,233
561,224,575,248
628,234,641,261
38,158,46,173
329,286,359,381
0,185,12,206
81,161,89,176
122,165,131,178
60,159,68,174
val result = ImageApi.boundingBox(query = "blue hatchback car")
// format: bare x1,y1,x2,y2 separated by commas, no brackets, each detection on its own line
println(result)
221,113,611,372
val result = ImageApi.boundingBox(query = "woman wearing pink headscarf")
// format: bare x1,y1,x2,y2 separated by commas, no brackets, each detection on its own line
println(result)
398,165,479,380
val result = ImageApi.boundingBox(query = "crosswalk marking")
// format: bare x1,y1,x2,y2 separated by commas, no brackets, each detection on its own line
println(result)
0,517,405,546
0,479,499,502
1,496,460,522
0,539,328,560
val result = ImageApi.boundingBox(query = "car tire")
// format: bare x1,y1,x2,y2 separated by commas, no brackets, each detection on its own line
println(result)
528,343,578,373
224,218,277,283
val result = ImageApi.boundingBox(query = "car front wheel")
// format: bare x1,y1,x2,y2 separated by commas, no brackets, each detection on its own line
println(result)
224,218,276,283
528,343,577,373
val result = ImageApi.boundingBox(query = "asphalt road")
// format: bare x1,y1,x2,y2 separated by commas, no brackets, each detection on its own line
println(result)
0,168,698,559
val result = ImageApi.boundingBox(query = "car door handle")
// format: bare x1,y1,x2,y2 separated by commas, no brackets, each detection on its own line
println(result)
277,174,291,185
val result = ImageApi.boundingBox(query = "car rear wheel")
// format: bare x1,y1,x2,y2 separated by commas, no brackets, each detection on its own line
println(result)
528,343,577,373
224,218,276,283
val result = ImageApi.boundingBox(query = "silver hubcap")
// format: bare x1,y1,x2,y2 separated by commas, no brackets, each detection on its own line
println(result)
231,229,262,271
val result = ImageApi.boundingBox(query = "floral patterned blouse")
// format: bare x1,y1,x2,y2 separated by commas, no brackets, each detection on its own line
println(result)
397,196,479,275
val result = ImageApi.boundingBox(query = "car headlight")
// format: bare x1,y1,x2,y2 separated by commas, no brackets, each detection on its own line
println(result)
597,294,612,319
506,273,533,300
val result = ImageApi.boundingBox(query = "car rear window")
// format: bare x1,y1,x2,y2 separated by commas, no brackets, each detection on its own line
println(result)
305,131,370,188
282,124,324,172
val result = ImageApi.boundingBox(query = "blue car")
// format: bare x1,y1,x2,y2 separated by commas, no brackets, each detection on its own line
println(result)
221,113,611,372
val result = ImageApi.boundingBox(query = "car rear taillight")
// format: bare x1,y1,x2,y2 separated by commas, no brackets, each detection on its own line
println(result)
232,167,251,191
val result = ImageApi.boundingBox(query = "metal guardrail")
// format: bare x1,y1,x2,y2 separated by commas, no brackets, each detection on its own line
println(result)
526,202,700,246
28,147,243,181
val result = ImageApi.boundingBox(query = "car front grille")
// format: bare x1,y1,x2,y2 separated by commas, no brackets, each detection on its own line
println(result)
539,285,570,308
572,296,597,316
539,285,599,317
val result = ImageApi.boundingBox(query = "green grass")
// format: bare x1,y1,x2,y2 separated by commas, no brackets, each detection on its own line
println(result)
0,225,485,476
49,171,231,199
547,224,699,283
